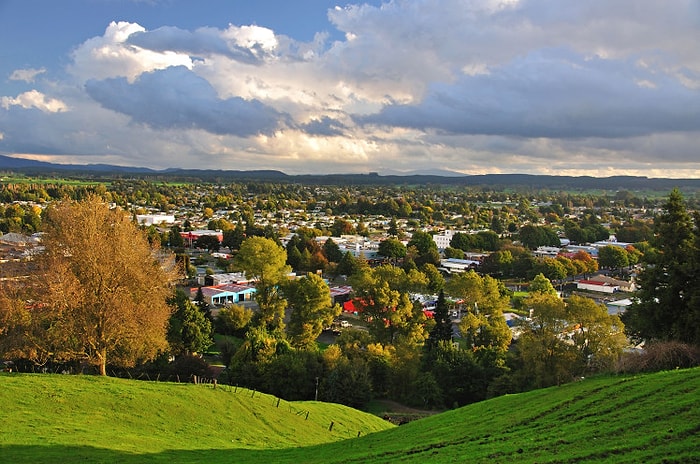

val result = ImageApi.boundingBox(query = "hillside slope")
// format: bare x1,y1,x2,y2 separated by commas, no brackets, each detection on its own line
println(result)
1,369,698,463
0,374,393,462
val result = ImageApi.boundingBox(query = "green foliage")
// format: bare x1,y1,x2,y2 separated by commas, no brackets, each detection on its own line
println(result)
377,237,407,261
320,357,373,409
527,273,558,296
235,236,290,331
427,290,452,350
322,237,343,263
215,304,253,337
167,289,213,356
517,293,626,388
518,224,560,249
597,245,630,270
623,189,700,345
444,270,510,315
349,266,429,345
285,273,341,349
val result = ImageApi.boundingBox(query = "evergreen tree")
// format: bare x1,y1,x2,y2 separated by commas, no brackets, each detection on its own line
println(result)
168,289,213,356
322,237,343,263
427,290,453,350
194,286,212,321
623,189,700,345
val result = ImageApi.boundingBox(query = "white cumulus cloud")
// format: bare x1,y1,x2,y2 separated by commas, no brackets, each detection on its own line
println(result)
1,90,68,113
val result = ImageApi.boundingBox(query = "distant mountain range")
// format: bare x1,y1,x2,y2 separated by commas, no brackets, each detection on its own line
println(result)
1,154,698,191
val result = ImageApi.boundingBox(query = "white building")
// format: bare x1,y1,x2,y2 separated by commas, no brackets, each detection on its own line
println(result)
439,258,480,274
136,214,176,226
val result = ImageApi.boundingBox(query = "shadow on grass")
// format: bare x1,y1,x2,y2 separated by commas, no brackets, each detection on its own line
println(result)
0,445,317,464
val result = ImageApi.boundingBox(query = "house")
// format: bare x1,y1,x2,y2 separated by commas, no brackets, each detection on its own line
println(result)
586,275,636,292
180,229,223,245
204,272,249,287
135,214,175,226
329,285,353,306
197,283,256,306
439,258,479,274
576,279,619,294
606,298,634,315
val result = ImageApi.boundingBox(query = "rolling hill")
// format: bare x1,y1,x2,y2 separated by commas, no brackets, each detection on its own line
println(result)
1,368,698,463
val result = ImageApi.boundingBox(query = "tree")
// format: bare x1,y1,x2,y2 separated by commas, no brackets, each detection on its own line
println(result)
285,273,341,349
349,267,428,345
215,304,253,337
194,234,221,252
168,289,213,356
377,238,407,264
322,238,343,263
528,273,558,296
571,250,598,277
407,230,440,267
518,224,560,250
234,236,291,332
530,257,567,282
421,263,445,294
623,189,700,345
597,245,629,271
565,295,626,372
444,271,510,316
337,251,361,277
427,290,453,350
193,286,212,321
517,293,578,388
0,196,176,375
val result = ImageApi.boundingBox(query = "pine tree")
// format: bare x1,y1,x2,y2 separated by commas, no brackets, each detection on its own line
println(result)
623,189,699,345
427,290,453,350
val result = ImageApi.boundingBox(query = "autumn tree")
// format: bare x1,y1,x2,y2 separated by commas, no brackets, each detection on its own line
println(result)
234,236,291,332
349,266,428,345
285,273,341,349
0,196,176,375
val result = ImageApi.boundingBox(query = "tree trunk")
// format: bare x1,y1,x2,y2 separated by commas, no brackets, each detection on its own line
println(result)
98,348,107,376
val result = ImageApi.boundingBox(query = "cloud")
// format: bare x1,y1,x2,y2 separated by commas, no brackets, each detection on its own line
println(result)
300,116,347,136
357,49,700,139
85,66,286,136
9,68,46,83
1,90,68,113
2,0,700,177
69,21,193,82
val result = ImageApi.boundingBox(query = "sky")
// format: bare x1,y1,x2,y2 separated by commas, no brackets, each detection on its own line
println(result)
1,0,699,178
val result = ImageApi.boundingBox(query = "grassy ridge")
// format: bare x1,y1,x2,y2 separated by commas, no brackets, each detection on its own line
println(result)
1,369,699,463
0,374,393,462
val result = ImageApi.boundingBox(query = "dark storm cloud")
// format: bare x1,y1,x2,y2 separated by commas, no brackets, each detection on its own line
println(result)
85,66,285,136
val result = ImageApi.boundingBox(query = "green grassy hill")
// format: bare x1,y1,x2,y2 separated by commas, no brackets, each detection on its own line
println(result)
1,368,699,463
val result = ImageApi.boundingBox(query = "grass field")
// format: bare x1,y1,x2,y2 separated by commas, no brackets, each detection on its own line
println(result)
1,368,698,463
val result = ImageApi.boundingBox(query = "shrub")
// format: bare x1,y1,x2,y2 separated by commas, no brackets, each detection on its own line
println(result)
616,341,700,373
